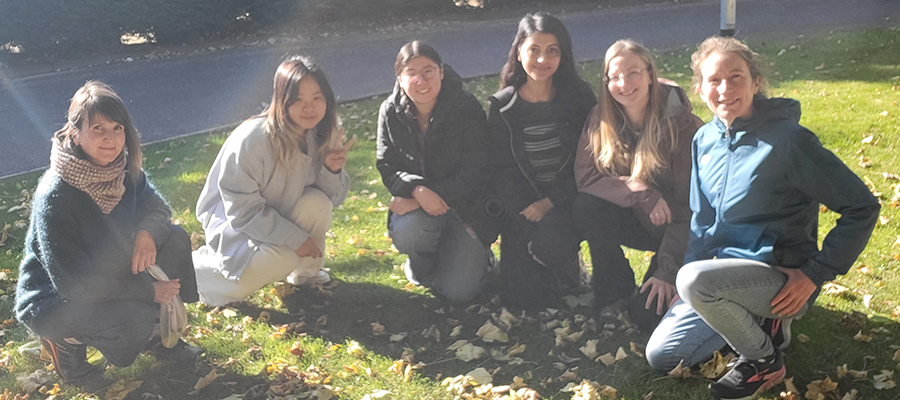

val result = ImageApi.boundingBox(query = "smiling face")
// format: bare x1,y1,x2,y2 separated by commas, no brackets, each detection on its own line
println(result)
288,75,328,130
699,51,760,127
398,56,443,111
606,51,651,116
517,32,561,84
77,113,126,166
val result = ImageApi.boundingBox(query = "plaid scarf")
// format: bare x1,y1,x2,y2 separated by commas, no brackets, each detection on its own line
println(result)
50,143,126,214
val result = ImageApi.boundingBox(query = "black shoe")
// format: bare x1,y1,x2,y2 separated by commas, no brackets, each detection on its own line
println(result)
760,317,792,351
41,337,90,380
146,338,204,364
709,349,786,400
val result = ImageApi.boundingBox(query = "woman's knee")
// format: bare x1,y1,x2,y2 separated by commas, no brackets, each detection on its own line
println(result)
389,210,444,252
645,336,682,372
675,261,709,302
291,188,334,226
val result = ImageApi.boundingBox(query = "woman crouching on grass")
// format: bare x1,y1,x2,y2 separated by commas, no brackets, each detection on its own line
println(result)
377,41,495,303
645,37,880,400
193,56,353,306
487,12,596,309
572,40,702,331
15,81,199,389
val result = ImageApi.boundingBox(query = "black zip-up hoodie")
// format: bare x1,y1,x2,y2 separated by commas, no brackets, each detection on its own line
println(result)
376,65,493,241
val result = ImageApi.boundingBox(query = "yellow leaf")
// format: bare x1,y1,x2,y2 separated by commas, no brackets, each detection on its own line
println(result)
106,379,142,400
347,340,365,357
668,360,692,378
351,215,360,221
595,352,615,366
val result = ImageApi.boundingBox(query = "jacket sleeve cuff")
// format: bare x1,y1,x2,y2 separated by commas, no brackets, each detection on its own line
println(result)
636,190,662,215
799,259,836,287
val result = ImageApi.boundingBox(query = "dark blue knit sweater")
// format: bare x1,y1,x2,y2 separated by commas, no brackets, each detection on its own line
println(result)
15,170,173,324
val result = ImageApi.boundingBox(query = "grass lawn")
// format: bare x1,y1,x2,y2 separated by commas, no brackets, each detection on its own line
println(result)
0,27,898,400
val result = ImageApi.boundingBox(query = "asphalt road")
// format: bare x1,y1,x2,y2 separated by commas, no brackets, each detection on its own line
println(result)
1,0,898,178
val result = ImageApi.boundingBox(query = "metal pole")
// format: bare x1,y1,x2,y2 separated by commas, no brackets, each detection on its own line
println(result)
721,0,736,36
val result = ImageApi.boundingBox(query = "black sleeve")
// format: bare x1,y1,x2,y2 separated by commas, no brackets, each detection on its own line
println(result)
376,100,426,198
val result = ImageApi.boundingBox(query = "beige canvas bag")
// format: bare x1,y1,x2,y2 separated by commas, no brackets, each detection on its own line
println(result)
147,265,187,348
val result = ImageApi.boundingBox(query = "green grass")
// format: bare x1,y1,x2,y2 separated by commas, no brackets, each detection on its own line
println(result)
1,27,899,400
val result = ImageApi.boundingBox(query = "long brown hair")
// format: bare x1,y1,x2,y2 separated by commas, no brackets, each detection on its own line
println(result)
590,40,675,184
263,56,338,166
53,80,143,183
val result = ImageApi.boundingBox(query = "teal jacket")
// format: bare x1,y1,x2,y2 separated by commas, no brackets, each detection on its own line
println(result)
686,96,880,286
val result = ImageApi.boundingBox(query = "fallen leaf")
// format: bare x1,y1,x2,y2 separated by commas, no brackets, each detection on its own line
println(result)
465,367,492,386
289,342,304,356
797,334,810,343
700,350,736,379
557,367,579,382
455,343,486,362
579,339,599,359
863,294,874,308
389,332,408,342
614,346,628,361
475,320,508,343
836,364,867,379
841,389,858,400
347,340,365,357
107,379,143,400
852,330,873,342
785,377,799,393
15,369,52,392
193,370,217,391
668,360,692,378
508,343,526,356
630,342,644,358
822,282,849,296
806,377,838,399
596,352,616,366
497,307,519,327
874,370,896,390
371,322,386,335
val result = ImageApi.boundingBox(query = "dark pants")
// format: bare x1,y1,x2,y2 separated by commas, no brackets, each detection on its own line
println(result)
28,225,197,367
572,194,663,308
499,204,579,309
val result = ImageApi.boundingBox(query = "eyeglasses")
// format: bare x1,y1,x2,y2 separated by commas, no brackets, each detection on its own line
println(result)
604,68,646,85
400,66,439,81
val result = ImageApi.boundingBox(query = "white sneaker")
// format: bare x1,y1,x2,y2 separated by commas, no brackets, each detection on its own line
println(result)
287,269,331,286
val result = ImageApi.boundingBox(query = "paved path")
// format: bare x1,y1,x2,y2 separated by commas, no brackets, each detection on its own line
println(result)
1,0,898,178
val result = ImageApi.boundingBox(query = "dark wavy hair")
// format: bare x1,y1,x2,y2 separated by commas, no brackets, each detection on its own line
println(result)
499,12,579,90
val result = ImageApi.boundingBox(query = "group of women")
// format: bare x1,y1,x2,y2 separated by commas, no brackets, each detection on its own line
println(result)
15,10,879,400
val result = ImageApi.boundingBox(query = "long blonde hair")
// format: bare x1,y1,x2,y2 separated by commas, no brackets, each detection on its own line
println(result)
263,56,338,167
590,40,676,184
53,81,143,183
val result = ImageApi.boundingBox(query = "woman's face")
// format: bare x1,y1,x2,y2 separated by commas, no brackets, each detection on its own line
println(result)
77,114,126,166
398,56,443,110
517,32,561,84
606,51,651,114
699,51,760,127
288,75,328,130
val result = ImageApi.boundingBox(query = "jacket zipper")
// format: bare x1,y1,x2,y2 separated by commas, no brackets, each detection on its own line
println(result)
717,127,734,221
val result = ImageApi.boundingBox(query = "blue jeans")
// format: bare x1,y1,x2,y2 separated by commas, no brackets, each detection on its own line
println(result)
646,258,809,370
389,209,491,303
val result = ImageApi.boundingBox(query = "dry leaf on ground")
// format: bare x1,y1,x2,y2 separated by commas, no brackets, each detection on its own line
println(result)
106,379,142,400
668,360,692,378
873,370,896,390
805,377,838,399
700,351,736,379
476,320,509,343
